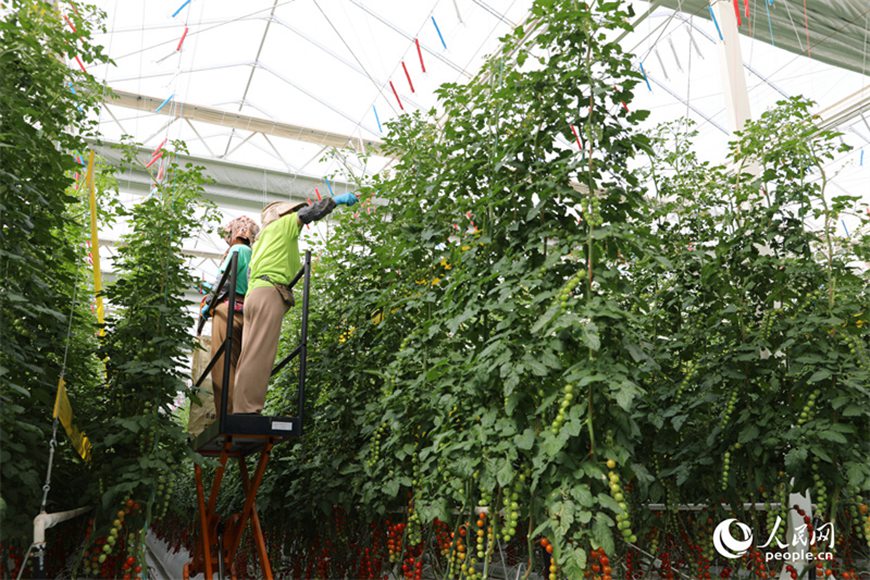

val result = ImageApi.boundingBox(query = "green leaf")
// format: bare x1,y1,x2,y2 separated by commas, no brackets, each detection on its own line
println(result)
817,430,847,444
496,459,514,487
582,322,601,351
808,368,832,383
784,447,808,471
549,500,575,536
561,546,587,578
612,379,642,412
514,428,536,450
738,425,760,444
570,484,594,507
591,512,615,554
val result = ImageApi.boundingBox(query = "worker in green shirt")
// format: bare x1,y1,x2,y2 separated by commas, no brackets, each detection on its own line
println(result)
208,215,259,415
232,193,357,414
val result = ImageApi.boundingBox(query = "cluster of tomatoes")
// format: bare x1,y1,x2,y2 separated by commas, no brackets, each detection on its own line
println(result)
353,546,382,579
387,521,406,563
312,540,332,579
658,550,675,580
82,499,143,579
684,541,711,579
585,546,613,580
792,503,814,536
1,543,27,578
623,549,638,579
150,512,193,555
433,518,452,556
400,544,424,580
447,522,468,577
606,459,636,543
539,537,557,580
473,512,489,561
741,548,773,578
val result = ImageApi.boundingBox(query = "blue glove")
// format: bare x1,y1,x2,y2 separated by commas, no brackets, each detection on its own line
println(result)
333,192,358,206
201,302,211,320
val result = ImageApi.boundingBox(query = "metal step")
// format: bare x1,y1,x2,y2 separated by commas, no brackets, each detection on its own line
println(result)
192,415,300,456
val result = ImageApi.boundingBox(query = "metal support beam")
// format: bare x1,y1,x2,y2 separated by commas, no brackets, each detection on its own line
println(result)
105,90,383,153
89,140,356,212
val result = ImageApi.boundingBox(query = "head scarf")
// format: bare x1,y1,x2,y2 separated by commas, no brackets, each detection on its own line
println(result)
261,200,306,228
222,215,260,246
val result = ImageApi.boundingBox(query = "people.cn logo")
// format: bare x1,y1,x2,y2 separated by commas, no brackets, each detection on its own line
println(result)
713,518,754,559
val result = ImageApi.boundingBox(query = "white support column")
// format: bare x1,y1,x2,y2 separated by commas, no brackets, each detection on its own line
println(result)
710,0,752,132
707,6,820,579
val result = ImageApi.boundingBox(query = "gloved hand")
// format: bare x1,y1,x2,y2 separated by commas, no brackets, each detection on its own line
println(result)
333,192,358,206
201,302,211,320
198,280,213,295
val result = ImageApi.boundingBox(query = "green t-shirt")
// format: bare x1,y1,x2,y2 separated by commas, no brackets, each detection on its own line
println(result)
248,214,301,292
219,244,253,296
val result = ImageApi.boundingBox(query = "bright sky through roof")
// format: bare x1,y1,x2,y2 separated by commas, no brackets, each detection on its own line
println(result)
83,0,867,312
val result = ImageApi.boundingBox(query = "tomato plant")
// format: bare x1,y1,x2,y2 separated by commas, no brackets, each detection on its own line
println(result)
0,0,109,543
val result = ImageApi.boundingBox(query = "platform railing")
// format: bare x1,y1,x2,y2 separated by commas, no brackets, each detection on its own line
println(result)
194,249,311,435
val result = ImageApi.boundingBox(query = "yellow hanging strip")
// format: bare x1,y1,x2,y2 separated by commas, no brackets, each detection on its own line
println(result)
53,377,93,463
86,150,105,335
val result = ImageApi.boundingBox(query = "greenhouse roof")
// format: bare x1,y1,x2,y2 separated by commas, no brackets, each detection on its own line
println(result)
83,0,868,287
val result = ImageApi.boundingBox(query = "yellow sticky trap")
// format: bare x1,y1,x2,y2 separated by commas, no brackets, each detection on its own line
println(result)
53,378,93,463
86,150,105,336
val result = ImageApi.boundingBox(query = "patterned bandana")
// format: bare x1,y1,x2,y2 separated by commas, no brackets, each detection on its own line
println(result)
222,215,260,246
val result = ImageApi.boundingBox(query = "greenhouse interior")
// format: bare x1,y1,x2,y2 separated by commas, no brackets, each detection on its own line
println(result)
1,0,868,578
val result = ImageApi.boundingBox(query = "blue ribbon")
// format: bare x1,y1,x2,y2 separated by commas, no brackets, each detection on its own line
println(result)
432,16,447,49
708,6,724,41
172,0,191,18
373,104,383,133
639,62,652,92
155,93,175,113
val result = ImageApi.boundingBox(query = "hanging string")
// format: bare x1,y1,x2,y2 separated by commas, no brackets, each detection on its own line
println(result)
764,0,776,46
802,0,811,57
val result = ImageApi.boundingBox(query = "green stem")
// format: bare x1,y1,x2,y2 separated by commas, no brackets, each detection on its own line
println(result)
813,156,835,310
581,14,597,459
522,514,534,580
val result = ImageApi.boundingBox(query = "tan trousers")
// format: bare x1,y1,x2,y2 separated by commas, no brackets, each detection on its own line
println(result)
211,301,243,415
233,286,289,413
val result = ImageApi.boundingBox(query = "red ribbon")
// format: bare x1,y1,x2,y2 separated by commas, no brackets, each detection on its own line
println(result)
145,151,163,169
389,80,404,111
176,26,189,52
315,188,322,201
63,14,76,33
733,0,742,26
151,138,167,158
74,55,87,73
416,38,426,73
569,124,583,150
402,61,415,93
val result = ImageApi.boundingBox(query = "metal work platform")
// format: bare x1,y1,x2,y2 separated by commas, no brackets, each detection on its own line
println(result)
185,250,311,580
193,414,301,456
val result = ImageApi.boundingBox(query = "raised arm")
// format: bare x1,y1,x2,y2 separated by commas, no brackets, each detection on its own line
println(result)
295,193,358,226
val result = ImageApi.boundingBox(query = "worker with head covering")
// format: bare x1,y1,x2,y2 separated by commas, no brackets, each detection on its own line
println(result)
208,215,260,415
232,192,357,414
